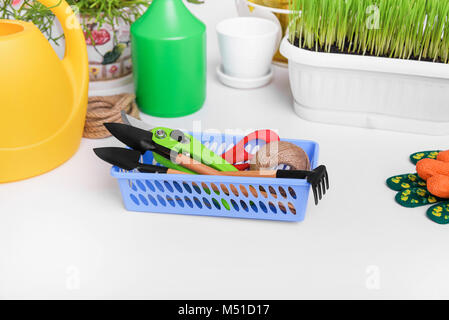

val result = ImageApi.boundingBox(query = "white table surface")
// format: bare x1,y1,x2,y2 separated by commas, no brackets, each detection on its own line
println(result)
2,0,449,299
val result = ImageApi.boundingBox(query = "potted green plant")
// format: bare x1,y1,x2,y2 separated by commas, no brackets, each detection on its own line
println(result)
2,0,149,95
280,0,449,135
2,0,204,95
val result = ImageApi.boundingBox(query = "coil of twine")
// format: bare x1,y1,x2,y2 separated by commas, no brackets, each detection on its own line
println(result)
250,141,311,171
83,93,141,139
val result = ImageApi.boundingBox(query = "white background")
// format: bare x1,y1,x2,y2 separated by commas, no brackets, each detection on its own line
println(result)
1,0,449,299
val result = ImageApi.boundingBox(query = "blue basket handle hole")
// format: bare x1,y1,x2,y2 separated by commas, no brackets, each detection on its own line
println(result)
139,194,149,206
239,185,249,198
192,183,202,195
268,202,277,214
288,187,297,199
145,180,156,192
154,181,165,193
172,181,183,193
212,198,221,210
182,182,192,194
268,186,278,199
249,185,258,198
184,196,194,208
278,202,287,214
166,195,176,207
148,194,158,206
240,200,249,212
136,180,146,192
220,184,230,196
230,184,239,197
259,201,268,213
193,197,202,209
163,181,174,193
130,194,139,205
157,195,166,207
202,197,212,209
249,201,258,213
230,199,239,211
175,196,184,207
278,186,288,199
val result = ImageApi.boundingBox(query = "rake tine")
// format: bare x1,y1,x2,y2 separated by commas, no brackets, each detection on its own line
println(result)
303,165,329,205
312,186,318,205
317,181,323,200
324,169,329,189
321,178,327,195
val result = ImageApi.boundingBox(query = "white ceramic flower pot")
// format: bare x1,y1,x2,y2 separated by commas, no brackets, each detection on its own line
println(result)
235,0,289,66
280,37,449,135
12,0,135,96
49,14,134,96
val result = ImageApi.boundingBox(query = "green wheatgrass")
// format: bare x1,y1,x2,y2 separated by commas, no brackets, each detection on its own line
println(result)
289,0,449,63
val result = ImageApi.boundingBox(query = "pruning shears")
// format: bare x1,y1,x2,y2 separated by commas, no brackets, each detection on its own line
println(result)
117,112,238,174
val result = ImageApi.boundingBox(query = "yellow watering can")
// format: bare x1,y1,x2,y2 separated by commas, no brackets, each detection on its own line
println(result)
0,0,88,183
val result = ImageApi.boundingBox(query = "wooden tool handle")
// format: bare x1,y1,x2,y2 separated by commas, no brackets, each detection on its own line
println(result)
172,153,280,178
175,153,221,175
166,168,189,175
216,170,277,178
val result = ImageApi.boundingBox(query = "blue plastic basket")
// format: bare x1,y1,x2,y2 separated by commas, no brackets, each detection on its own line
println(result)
111,132,319,222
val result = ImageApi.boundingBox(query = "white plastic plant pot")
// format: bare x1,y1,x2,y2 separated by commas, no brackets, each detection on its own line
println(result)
280,37,449,136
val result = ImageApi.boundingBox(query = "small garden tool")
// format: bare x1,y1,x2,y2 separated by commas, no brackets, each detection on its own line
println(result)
94,147,329,205
222,129,280,171
121,111,279,171
104,122,237,174
215,165,329,205
119,112,328,205
94,147,187,174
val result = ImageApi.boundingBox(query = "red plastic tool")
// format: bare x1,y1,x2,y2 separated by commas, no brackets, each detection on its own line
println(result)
221,130,280,171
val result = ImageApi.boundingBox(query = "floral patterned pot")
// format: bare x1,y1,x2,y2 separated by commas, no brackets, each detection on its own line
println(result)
12,0,136,94
83,16,133,82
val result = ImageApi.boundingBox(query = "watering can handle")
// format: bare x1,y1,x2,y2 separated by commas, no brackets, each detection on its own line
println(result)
38,0,88,97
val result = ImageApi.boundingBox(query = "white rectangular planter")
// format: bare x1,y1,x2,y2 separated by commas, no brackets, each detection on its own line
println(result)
280,37,449,135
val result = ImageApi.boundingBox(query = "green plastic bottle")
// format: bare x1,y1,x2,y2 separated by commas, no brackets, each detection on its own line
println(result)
131,0,206,117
